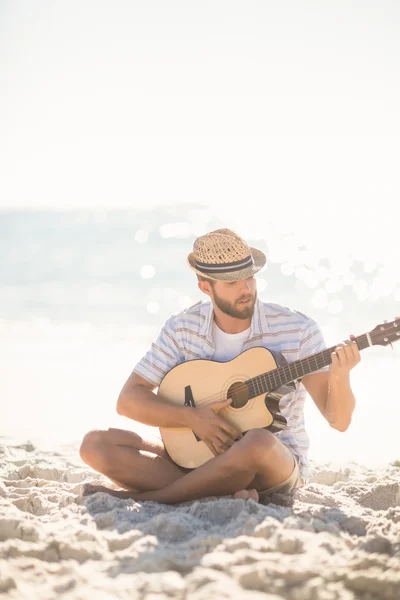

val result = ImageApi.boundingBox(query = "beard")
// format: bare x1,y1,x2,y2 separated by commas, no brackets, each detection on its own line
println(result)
212,288,257,320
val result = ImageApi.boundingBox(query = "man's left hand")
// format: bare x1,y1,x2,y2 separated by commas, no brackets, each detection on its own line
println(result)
330,335,361,380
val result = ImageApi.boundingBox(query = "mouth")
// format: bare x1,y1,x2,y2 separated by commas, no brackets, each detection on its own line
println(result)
238,298,252,305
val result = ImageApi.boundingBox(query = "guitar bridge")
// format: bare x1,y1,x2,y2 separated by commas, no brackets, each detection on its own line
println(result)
184,385,196,408
184,386,201,442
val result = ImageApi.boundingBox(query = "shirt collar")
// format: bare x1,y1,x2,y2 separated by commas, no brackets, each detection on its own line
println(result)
202,296,270,350
245,297,270,342
203,302,215,350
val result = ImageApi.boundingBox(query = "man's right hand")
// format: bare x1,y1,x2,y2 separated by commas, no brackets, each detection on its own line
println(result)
187,398,243,457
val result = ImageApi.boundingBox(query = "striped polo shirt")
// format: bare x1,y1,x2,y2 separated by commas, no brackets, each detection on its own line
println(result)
133,297,329,481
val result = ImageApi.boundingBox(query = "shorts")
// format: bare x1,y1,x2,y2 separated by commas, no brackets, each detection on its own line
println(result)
258,455,304,502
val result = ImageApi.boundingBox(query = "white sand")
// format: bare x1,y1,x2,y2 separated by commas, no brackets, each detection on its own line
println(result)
1,441,400,600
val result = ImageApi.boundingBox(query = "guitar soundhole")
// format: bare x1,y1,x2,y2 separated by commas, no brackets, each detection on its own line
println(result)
228,381,250,409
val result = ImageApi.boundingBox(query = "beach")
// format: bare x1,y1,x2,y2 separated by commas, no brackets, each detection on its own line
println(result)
1,439,399,600
1,210,400,599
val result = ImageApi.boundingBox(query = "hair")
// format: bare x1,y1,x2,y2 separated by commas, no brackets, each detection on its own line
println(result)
196,274,215,286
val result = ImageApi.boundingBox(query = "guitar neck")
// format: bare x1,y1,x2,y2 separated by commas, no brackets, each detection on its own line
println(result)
250,333,372,396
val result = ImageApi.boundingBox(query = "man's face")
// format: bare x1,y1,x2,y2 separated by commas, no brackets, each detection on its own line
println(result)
210,276,257,320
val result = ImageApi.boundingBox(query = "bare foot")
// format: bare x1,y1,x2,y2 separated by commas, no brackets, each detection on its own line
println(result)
233,488,259,502
81,483,138,499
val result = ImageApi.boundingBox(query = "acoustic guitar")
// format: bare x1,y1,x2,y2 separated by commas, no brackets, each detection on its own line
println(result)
159,319,399,468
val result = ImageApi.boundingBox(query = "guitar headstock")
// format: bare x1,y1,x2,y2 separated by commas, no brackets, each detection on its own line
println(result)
371,317,400,347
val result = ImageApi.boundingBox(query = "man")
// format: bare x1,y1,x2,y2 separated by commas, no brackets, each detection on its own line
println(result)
80,229,360,503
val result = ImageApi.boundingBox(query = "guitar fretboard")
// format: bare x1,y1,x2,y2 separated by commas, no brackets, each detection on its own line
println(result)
246,333,371,398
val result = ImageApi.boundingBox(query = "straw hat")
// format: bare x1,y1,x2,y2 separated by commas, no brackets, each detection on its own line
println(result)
187,229,266,282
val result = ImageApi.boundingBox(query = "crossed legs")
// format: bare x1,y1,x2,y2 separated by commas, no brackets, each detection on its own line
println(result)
79,427,295,504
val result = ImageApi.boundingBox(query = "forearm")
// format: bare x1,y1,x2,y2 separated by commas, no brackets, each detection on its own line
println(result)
325,374,356,432
117,385,193,428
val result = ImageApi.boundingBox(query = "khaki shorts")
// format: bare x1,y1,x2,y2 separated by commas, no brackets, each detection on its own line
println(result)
258,456,304,502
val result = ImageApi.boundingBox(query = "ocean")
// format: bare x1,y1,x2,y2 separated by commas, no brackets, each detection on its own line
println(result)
1,208,399,468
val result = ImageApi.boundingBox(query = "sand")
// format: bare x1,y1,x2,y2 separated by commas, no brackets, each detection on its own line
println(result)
1,441,400,600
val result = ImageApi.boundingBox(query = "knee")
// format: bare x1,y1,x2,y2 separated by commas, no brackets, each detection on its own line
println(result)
236,429,277,465
79,429,108,464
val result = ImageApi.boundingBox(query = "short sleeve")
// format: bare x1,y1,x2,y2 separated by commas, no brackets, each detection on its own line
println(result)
299,318,329,375
133,316,183,387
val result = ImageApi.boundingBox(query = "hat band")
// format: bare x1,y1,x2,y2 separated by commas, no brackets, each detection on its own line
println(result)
195,255,254,274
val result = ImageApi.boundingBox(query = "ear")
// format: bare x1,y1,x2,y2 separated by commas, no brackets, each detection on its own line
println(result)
198,280,212,297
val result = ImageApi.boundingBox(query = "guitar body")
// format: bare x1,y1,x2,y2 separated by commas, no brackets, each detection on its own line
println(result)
159,347,290,469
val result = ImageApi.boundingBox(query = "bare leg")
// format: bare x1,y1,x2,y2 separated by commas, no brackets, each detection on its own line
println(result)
83,429,295,504
79,427,188,491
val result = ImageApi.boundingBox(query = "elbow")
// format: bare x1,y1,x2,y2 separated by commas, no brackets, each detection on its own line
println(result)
330,418,352,433
116,398,124,416
332,424,348,433
116,385,141,417
116,392,129,416
116,381,152,417
326,402,355,433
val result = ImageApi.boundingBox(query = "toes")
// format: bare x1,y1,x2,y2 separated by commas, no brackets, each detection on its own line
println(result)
248,489,259,502
233,490,247,499
233,488,259,502
81,483,103,497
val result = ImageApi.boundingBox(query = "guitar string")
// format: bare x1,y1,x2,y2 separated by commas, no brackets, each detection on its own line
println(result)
182,333,372,405
185,353,333,406
177,325,398,407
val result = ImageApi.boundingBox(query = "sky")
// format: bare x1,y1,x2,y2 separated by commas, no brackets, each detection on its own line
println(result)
1,0,399,215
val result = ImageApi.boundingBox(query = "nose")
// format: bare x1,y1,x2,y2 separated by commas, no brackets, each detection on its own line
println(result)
241,278,253,293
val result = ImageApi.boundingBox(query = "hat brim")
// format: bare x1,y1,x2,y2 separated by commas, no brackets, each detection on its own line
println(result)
187,247,266,282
